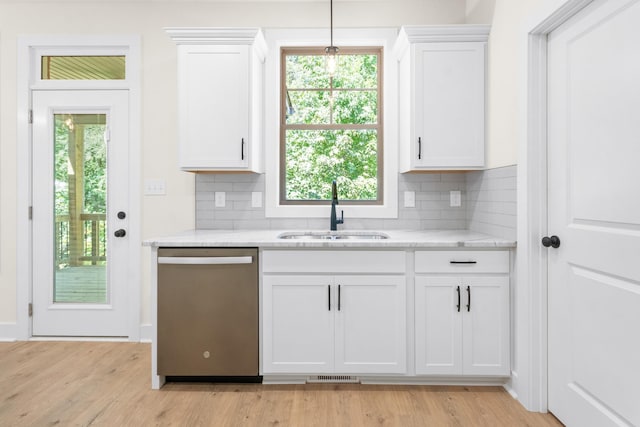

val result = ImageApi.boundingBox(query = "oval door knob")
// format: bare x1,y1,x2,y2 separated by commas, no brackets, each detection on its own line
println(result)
114,229,126,238
542,235,560,248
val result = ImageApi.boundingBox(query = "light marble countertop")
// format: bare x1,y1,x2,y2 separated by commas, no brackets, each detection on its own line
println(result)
143,229,516,249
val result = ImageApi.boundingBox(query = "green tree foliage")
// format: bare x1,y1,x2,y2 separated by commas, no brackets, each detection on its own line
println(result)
54,116,107,215
284,51,380,201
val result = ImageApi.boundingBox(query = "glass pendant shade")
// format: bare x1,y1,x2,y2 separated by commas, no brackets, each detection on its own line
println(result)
325,46,339,76
325,0,338,76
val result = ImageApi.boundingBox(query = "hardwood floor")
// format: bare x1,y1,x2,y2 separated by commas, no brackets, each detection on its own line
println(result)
0,342,563,426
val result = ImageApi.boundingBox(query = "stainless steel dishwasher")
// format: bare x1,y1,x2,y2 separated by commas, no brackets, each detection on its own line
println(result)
157,247,259,380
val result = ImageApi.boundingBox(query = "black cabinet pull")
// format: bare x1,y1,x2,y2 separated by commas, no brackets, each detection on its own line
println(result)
241,138,245,160
328,285,331,311
338,285,341,311
450,260,477,264
466,286,471,312
418,137,422,160
456,286,461,312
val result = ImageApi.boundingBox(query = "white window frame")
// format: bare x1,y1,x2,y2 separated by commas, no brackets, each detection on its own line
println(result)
264,28,398,219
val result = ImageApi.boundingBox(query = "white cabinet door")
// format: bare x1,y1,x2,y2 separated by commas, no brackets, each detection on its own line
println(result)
462,276,510,376
415,275,509,376
412,42,485,169
263,274,407,375
262,275,334,374
415,276,462,375
178,44,250,170
334,275,406,374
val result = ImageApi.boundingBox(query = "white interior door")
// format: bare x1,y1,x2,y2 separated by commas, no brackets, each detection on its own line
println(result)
32,90,130,337
547,0,640,425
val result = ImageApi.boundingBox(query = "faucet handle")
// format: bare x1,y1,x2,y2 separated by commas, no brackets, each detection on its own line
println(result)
338,210,344,225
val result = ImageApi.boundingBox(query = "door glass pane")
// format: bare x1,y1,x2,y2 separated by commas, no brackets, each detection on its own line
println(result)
54,114,108,303
42,56,125,80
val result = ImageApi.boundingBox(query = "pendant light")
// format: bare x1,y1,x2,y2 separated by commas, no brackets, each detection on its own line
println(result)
325,0,339,76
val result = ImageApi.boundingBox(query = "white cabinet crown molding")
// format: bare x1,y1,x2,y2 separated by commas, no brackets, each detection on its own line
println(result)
165,27,267,61
394,25,490,58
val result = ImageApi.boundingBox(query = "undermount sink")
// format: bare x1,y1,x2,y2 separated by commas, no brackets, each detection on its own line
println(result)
277,231,389,240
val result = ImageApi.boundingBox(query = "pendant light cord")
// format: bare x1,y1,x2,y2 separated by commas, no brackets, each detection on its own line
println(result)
330,0,334,47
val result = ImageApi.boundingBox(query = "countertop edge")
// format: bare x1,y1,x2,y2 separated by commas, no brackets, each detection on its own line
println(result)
143,229,517,249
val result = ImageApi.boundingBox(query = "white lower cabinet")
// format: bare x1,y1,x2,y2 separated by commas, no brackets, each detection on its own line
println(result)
262,250,406,375
414,251,510,377
261,249,510,379
263,274,406,374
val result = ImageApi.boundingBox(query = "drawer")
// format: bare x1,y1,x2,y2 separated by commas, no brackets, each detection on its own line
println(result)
415,250,509,274
262,250,406,274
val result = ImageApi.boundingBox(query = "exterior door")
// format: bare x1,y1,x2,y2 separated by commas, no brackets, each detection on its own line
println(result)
547,0,640,425
32,90,130,337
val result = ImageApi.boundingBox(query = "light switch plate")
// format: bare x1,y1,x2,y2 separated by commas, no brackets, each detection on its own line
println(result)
144,179,166,195
215,192,226,208
251,191,263,208
404,191,415,208
450,190,462,207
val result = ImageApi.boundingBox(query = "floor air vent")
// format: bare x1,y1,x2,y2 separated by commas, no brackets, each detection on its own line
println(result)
307,375,360,384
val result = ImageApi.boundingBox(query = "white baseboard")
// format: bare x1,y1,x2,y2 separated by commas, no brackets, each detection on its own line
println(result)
0,323,18,342
262,374,509,386
504,370,519,400
139,323,152,343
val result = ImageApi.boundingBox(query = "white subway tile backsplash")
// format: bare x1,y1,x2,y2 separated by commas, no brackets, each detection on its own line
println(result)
466,165,517,240
195,166,517,237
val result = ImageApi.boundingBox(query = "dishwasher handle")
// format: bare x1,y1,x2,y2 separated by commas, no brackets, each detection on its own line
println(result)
158,256,253,265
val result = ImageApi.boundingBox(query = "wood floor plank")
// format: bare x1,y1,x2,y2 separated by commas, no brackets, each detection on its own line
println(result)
0,342,564,426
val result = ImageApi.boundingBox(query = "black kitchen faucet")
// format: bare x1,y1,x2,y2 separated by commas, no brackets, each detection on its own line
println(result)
330,180,344,231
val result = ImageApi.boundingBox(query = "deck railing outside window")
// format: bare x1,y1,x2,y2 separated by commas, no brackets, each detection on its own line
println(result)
55,213,106,268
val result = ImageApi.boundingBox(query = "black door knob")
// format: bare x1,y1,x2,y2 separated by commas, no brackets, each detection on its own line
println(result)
117,211,126,219
542,235,560,248
114,229,126,238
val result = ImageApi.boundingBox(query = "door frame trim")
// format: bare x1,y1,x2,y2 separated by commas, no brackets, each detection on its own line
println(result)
16,35,141,340
518,0,595,412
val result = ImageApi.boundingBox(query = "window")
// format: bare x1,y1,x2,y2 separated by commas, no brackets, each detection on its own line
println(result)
41,56,126,80
280,47,383,205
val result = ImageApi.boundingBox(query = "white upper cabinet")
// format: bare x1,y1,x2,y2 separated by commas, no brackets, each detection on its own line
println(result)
166,28,266,172
395,26,489,171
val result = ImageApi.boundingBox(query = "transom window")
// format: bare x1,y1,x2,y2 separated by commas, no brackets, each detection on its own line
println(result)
41,56,126,80
280,47,383,205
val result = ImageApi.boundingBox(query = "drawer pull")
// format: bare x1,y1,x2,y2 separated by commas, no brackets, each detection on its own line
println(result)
450,260,477,265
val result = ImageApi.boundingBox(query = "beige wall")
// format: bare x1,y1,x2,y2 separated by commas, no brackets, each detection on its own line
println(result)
485,0,570,168
466,0,496,24
0,1,467,330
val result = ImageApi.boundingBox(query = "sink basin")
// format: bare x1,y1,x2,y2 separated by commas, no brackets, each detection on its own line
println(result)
277,231,389,240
